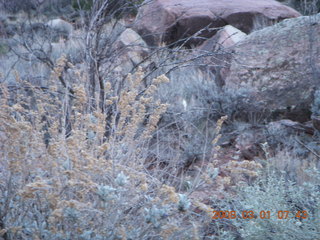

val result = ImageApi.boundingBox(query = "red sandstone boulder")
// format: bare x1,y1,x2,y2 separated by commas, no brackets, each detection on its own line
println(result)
199,25,247,51
222,13,320,122
110,28,149,75
196,25,247,87
134,0,300,46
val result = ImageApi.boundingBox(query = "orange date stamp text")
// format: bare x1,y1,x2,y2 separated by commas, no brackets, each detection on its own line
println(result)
209,210,308,220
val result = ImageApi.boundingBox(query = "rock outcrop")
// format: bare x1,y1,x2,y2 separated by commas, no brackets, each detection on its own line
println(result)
222,13,320,122
134,0,300,46
199,25,247,51
108,28,149,76
196,25,247,87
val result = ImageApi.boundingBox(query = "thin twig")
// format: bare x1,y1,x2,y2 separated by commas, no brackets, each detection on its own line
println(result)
294,137,320,159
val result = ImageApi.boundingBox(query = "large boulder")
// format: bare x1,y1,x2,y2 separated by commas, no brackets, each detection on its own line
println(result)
222,13,320,122
196,25,247,87
199,25,247,52
105,28,149,76
134,0,300,46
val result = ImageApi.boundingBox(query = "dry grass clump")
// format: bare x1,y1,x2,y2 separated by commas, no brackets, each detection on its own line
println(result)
221,160,263,185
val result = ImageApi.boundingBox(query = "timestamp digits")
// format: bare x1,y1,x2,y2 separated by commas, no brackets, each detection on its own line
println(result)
210,210,308,220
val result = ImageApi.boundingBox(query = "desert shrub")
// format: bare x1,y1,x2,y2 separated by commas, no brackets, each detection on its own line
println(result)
0,40,9,55
71,0,93,11
48,37,85,63
1,49,319,240
0,17,85,87
2,3,320,239
278,0,320,15
0,0,37,14
214,168,320,240
103,0,145,17
143,52,269,183
71,0,144,17
0,58,225,239
291,0,320,15
0,0,74,17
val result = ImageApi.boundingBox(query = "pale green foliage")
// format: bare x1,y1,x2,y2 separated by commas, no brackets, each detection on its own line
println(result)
178,194,191,212
97,185,118,202
145,206,168,228
115,171,129,187
218,170,320,240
